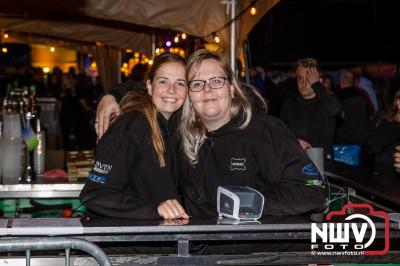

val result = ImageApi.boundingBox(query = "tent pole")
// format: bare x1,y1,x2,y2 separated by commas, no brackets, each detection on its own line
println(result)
151,33,156,56
230,0,236,74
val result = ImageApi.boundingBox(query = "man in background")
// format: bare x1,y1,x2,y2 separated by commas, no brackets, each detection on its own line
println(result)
280,58,341,159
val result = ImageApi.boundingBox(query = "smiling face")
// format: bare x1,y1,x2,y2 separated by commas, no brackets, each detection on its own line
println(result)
188,59,233,131
147,62,187,119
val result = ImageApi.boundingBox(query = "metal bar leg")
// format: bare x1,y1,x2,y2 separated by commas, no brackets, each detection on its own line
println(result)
25,250,30,266
178,240,189,257
65,248,70,266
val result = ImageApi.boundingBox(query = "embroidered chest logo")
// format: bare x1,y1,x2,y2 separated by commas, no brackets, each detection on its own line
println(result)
93,161,113,175
302,163,319,176
229,158,247,171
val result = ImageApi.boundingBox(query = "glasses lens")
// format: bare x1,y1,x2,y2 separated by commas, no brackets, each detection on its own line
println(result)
209,77,225,89
189,81,205,91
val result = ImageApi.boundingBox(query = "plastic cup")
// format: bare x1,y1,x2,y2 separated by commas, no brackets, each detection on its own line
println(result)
306,147,324,177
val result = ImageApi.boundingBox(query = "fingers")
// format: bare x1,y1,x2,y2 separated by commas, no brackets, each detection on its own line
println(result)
157,199,189,220
394,150,400,168
306,67,319,84
95,95,120,139
160,218,189,226
298,139,312,150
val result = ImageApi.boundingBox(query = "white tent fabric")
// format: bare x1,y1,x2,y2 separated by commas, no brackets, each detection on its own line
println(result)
0,0,279,52
0,0,279,88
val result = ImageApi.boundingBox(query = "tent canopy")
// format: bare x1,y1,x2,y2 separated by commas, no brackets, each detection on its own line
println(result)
0,0,279,53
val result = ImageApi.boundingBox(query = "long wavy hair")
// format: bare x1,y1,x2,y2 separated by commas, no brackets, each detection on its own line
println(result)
119,52,186,167
179,49,255,164
386,90,400,123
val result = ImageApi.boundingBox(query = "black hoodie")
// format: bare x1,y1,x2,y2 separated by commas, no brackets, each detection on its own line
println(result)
79,110,181,219
178,111,326,217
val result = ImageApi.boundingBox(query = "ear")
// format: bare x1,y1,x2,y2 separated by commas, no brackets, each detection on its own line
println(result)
146,80,152,95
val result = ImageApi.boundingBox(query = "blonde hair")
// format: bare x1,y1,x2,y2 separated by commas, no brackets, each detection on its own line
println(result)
296,57,319,70
120,52,186,167
180,49,253,164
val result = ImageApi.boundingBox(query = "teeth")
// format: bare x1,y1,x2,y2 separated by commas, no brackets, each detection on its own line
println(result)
162,97,177,103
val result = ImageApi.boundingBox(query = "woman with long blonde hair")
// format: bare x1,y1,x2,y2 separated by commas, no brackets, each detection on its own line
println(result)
178,49,326,217
80,52,189,219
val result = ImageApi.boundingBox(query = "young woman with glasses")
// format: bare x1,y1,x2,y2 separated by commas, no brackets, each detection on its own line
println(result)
178,49,326,218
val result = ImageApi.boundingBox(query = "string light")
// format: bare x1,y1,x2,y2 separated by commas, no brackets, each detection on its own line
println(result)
166,41,172,47
126,49,133,53
148,59,153,65
250,0,257,16
174,36,179,43
50,47,55,52
43,67,50,73
212,32,220,44
1,47,7,53
155,48,160,54
181,33,187,40
3,33,9,39
134,52,140,58
123,62,128,68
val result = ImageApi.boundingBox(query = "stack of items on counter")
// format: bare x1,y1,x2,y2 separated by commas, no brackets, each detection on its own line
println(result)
66,150,95,182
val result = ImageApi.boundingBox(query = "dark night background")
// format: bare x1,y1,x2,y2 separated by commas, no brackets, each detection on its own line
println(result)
249,0,400,70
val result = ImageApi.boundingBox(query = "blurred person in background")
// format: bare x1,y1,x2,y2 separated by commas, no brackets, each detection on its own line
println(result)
280,58,341,158
367,90,400,179
335,69,368,146
59,73,80,150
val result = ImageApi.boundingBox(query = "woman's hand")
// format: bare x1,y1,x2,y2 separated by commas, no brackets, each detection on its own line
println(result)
394,146,400,169
95,95,120,139
159,219,190,226
157,199,190,220
298,138,312,150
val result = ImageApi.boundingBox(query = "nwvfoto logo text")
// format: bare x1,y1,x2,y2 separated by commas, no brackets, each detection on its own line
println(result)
310,203,389,256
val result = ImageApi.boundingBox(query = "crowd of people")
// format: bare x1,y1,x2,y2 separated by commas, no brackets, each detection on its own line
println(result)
249,59,400,179
0,65,102,150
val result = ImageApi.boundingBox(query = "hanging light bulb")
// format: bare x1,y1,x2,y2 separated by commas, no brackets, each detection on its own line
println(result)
166,41,172,47
3,33,9,39
174,35,179,43
1,47,8,53
181,33,187,40
212,32,220,44
50,46,55,52
155,48,160,54
250,0,257,16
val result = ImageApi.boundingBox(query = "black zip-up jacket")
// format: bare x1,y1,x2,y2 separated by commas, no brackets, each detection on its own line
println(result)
79,110,181,219
178,111,326,217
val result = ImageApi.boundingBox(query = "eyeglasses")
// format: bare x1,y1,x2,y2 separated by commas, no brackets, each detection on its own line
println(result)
156,77,187,90
188,77,228,92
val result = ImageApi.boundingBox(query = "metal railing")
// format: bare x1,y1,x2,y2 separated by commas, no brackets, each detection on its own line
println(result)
0,237,112,266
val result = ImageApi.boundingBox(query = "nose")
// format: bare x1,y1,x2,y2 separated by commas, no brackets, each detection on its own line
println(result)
203,82,212,93
168,83,177,94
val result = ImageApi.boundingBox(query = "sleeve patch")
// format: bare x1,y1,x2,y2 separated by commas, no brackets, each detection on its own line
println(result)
88,173,107,184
